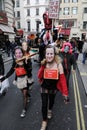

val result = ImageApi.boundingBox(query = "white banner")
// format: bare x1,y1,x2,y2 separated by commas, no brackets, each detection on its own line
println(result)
49,0,60,19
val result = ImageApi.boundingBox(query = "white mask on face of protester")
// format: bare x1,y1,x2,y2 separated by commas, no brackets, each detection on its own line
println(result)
64,46,70,53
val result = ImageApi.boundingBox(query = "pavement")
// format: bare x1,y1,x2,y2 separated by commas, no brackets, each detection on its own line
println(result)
77,53,87,95
3,52,87,95
4,56,12,63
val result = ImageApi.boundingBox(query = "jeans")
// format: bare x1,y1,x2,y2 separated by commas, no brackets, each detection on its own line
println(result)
82,52,87,64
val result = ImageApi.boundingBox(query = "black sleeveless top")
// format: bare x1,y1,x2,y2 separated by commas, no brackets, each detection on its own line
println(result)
41,78,57,90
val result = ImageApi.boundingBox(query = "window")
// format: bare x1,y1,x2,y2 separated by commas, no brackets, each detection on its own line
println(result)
64,0,70,3
59,8,62,15
17,11,20,17
36,21,39,32
16,0,20,7
83,21,87,29
72,7,78,15
45,8,49,12
36,8,39,15
27,21,30,31
84,8,87,13
72,0,78,3
27,9,30,16
63,7,70,15
14,12,15,17
36,0,39,4
17,21,20,29
0,0,2,10
60,0,62,3
27,0,30,4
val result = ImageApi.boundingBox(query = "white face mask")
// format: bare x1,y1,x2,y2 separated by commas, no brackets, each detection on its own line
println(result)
15,49,23,59
64,46,70,53
22,42,28,51
46,48,55,63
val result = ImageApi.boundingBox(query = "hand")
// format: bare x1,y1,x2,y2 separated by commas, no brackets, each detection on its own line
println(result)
72,69,75,73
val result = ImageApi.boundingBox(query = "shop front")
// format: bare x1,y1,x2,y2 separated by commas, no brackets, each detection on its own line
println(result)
59,28,71,40
0,11,15,44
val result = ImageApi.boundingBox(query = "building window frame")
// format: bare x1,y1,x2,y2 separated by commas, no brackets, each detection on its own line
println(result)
36,8,39,15
83,21,87,29
60,0,62,3
27,0,30,4
36,0,39,4
59,8,62,15
36,20,40,33
17,21,21,29
84,8,87,13
72,7,78,15
27,9,30,16
17,11,20,18
64,0,70,3
16,0,20,7
27,21,31,32
63,7,70,15
72,0,78,3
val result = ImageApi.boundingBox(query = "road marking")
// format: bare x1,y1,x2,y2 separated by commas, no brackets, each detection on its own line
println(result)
72,73,81,130
80,72,87,76
74,73,86,130
72,71,86,130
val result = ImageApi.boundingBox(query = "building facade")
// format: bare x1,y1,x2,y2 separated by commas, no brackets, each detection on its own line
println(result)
14,0,87,40
59,0,87,40
14,0,49,39
0,0,15,42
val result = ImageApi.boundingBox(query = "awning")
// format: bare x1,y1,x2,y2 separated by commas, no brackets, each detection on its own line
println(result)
60,28,71,35
17,29,24,36
0,24,15,34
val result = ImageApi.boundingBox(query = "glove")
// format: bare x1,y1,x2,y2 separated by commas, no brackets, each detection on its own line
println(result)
0,76,6,82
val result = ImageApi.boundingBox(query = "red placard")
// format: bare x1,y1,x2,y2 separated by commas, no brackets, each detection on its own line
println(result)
44,69,58,79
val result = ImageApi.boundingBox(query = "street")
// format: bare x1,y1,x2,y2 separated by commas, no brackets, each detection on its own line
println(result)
0,60,87,130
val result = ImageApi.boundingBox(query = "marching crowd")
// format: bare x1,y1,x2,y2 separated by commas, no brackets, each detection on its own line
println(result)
0,32,87,130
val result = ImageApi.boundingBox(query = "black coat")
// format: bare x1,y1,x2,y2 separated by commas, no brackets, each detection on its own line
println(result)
59,52,76,73
0,54,4,75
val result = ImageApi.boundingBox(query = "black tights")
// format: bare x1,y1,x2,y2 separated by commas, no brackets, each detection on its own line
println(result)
41,93,56,120
21,88,28,110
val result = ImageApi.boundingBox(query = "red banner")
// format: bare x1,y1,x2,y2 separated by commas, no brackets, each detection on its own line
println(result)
44,69,59,79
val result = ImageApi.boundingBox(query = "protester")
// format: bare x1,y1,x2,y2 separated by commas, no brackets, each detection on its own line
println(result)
10,41,17,60
38,38,45,62
43,30,52,45
5,39,11,57
60,42,76,88
70,38,79,61
0,53,4,76
82,39,87,64
0,53,5,95
22,41,34,91
38,45,69,130
0,46,29,118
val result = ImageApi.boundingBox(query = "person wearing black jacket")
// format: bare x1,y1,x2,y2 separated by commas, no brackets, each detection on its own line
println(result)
59,42,76,89
0,54,4,76
0,53,5,95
